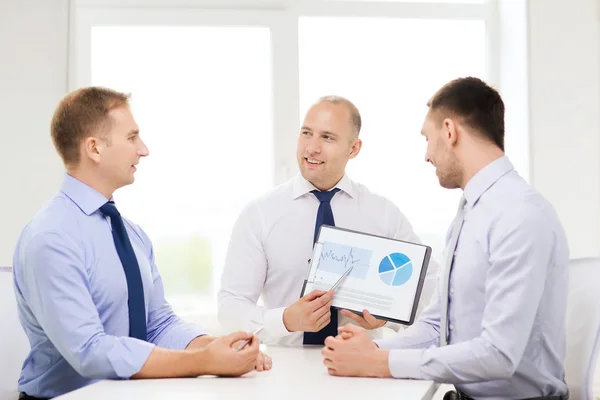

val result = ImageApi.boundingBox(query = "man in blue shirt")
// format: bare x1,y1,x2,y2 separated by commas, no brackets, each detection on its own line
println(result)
13,87,271,400
320,77,569,400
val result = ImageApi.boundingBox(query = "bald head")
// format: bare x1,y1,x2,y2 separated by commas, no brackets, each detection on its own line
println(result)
314,95,362,138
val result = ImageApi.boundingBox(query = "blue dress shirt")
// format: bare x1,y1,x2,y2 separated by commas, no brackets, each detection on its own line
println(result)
375,156,570,399
12,174,207,398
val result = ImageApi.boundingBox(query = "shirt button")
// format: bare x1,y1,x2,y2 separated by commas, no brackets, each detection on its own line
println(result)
450,288,455,294
449,324,454,331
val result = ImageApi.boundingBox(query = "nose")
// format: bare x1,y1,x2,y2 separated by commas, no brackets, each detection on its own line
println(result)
306,136,321,156
424,152,430,163
138,140,150,157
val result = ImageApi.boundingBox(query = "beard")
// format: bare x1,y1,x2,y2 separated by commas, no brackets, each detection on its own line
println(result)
436,152,463,189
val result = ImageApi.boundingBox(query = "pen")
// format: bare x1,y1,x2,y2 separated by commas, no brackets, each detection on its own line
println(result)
235,326,264,351
330,265,354,292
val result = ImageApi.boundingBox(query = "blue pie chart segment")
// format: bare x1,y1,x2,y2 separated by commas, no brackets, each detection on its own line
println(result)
378,253,413,286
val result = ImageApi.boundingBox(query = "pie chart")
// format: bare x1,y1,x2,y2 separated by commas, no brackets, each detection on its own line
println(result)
378,253,413,286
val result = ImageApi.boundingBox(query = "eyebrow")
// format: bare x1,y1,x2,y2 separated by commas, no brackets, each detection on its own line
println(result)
300,126,338,137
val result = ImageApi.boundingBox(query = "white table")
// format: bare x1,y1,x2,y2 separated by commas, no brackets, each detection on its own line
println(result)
56,347,437,400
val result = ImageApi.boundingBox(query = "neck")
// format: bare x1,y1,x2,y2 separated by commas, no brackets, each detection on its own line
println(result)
66,164,115,200
459,145,505,190
310,173,344,192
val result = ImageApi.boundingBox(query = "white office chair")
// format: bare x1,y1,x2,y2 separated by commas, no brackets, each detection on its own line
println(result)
564,257,600,400
0,267,29,400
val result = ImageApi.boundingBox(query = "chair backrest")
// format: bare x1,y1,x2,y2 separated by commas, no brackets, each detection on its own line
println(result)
565,257,600,400
0,267,29,400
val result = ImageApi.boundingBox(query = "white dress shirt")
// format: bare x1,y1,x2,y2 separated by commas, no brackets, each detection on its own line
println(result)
218,174,439,346
375,156,569,399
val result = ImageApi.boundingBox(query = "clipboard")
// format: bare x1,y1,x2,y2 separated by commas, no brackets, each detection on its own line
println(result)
300,225,432,325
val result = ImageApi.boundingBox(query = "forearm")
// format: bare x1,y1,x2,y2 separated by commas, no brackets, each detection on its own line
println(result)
387,336,515,382
186,335,215,349
375,319,440,350
132,347,211,379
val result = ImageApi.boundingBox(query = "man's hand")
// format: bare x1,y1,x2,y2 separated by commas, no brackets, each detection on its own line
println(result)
340,309,386,330
283,289,334,332
321,324,391,377
255,351,273,372
201,331,260,377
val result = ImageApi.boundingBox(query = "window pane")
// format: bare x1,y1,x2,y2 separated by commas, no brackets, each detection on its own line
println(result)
91,26,273,315
299,17,485,262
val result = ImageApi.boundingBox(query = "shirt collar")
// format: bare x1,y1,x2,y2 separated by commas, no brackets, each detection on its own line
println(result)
60,173,111,216
291,173,356,200
463,156,514,209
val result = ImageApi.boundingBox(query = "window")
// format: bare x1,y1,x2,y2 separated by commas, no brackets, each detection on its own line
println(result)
299,17,485,260
74,0,503,319
89,24,273,316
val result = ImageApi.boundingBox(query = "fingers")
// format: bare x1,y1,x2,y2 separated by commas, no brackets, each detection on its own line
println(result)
314,301,332,320
226,331,253,345
338,323,367,335
340,331,353,340
255,352,264,371
363,309,382,326
238,335,260,356
263,353,273,370
324,335,340,350
308,290,334,312
315,309,331,331
340,310,370,328
303,289,328,302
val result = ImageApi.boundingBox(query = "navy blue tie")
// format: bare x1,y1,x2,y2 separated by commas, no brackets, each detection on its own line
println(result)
100,201,147,341
303,188,340,345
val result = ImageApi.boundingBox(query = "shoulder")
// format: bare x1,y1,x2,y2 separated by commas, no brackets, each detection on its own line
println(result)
16,193,84,251
351,180,407,220
482,177,566,249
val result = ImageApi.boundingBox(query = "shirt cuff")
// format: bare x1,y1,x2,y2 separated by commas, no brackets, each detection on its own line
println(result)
155,323,208,350
107,337,156,378
374,336,400,349
387,349,425,379
384,320,404,332
263,307,294,338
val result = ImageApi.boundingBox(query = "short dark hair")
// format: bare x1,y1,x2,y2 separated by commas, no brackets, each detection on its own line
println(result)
427,77,505,151
51,87,131,165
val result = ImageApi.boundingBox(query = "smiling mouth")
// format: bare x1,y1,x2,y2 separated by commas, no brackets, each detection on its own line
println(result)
305,157,324,165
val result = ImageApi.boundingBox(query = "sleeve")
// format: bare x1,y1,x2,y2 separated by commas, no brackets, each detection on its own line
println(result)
19,231,155,379
217,201,292,341
381,206,555,382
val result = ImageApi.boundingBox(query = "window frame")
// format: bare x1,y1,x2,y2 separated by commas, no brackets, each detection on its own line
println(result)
72,0,499,185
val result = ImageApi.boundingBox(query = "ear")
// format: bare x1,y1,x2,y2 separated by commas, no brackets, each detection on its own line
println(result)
443,118,459,147
348,138,362,159
82,136,105,164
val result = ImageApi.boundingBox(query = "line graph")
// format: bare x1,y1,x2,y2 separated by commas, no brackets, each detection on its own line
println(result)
316,242,372,279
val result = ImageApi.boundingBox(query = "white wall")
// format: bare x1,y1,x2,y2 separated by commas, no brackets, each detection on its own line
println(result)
527,0,600,259
0,0,68,265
